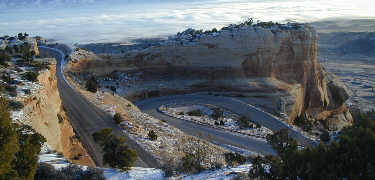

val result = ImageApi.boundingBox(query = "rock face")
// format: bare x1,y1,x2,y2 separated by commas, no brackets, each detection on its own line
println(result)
71,24,353,130
26,37,40,55
23,60,94,166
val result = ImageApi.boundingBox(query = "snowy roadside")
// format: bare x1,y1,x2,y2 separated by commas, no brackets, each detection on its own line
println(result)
38,144,164,180
39,143,252,180
159,103,273,140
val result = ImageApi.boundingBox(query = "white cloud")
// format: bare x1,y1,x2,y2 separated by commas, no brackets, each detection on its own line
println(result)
0,0,374,43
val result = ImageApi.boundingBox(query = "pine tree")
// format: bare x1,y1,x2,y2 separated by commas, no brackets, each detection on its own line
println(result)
13,125,46,180
0,98,19,180
86,76,98,93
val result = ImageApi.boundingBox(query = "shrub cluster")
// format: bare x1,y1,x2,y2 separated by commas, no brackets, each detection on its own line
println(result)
294,114,313,132
0,97,46,180
34,163,105,180
86,76,98,93
224,152,247,167
148,130,157,141
92,128,137,171
251,111,375,179
237,116,251,129
22,71,39,82
211,108,224,120
113,113,123,124
187,109,202,116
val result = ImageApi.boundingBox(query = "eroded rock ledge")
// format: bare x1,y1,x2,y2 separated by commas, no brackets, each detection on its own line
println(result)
24,60,95,166
67,23,352,130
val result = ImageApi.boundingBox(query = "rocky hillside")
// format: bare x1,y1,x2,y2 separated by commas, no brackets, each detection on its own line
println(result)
0,35,94,166
25,61,94,166
67,22,352,130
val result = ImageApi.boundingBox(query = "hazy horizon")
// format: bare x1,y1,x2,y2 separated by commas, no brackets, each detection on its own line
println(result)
1,0,374,44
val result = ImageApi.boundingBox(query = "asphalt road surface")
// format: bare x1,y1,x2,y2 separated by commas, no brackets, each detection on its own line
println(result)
136,94,317,155
39,47,160,168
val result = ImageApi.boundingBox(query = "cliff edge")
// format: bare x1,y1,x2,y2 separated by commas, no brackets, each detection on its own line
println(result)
67,23,352,130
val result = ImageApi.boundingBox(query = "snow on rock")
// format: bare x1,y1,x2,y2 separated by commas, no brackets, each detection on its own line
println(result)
160,104,273,139
39,144,165,180
103,167,164,180
38,144,71,169
180,164,252,180
70,48,97,62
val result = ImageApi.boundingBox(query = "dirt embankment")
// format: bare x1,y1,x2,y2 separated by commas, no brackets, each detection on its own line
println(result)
23,60,94,166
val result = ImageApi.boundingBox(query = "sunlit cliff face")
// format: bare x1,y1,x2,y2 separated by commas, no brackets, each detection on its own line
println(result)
1,0,374,44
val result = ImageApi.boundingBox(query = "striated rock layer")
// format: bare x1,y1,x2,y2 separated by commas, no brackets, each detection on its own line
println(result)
23,60,94,166
69,24,352,130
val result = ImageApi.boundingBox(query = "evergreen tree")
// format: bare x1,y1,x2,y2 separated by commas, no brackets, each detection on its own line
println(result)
86,76,98,93
250,112,375,179
113,113,122,124
13,125,46,180
0,98,19,180
92,129,137,171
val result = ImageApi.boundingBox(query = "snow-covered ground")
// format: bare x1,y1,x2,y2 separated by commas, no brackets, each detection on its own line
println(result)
179,164,252,180
39,144,165,180
39,144,254,180
160,104,273,139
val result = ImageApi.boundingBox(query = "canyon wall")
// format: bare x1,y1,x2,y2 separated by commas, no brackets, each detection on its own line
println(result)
23,60,94,166
68,24,352,130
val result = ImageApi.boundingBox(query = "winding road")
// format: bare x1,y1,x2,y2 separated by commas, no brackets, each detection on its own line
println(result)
39,46,316,169
39,46,160,168
137,94,317,155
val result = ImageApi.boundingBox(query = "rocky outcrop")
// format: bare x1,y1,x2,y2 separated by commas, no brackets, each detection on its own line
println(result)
69,23,352,130
26,37,40,55
23,60,94,166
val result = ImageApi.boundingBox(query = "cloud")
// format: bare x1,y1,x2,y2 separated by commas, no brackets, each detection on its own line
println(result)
0,0,374,43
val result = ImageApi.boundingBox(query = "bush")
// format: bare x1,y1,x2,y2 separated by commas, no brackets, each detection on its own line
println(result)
73,153,82,160
34,163,57,180
5,84,17,97
42,164,105,180
86,76,98,93
113,113,122,124
219,120,225,126
177,112,184,115
1,73,12,83
8,100,24,111
187,109,202,116
0,97,19,180
294,115,313,132
81,167,106,180
320,130,330,142
254,122,262,129
57,113,64,124
224,152,247,166
22,71,39,82
30,61,49,71
180,154,203,174
92,128,113,144
250,112,375,179
237,116,250,129
92,128,137,171
211,108,224,120
0,51,11,65
148,130,157,141
110,86,116,92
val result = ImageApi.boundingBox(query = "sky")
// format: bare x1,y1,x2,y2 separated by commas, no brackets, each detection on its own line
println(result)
0,0,374,44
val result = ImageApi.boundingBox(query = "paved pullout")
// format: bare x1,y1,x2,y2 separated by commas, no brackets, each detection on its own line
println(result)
137,94,317,155
39,47,160,168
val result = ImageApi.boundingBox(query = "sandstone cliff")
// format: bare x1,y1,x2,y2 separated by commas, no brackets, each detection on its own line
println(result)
67,23,352,130
23,60,94,166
